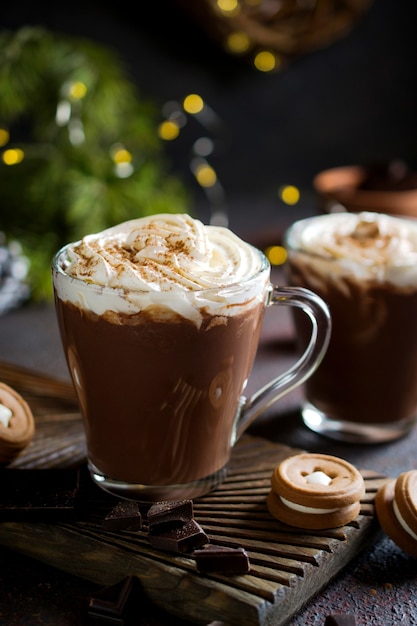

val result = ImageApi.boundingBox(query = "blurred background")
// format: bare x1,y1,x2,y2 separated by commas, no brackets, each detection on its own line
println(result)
1,0,417,304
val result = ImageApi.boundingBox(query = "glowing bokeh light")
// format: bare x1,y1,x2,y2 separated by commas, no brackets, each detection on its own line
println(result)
56,100,71,126
69,81,87,100
158,120,180,141
115,162,134,178
183,94,204,115
280,185,300,205
0,128,10,147
195,163,217,187
265,245,287,266
227,31,251,54
112,148,132,164
2,148,24,165
254,51,277,72
193,137,214,157
217,0,240,14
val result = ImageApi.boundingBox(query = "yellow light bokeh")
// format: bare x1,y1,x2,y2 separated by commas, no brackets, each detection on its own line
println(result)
183,94,204,115
195,163,217,187
0,128,10,147
112,148,132,164
279,185,300,205
69,81,87,100
227,31,250,54
158,120,180,141
2,148,24,165
217,0,240,14
265,245,288,266
254,50,277,72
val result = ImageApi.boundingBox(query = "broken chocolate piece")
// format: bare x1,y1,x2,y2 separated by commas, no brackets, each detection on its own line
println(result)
147,499,193,533
88,576,138,624
102,501,142,531
148,518,208,553
0,468,80,521
193,544,250,574
324,614,357,626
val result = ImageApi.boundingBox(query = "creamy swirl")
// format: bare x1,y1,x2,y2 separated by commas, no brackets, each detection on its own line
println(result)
286,212,417,286
53,214,268,325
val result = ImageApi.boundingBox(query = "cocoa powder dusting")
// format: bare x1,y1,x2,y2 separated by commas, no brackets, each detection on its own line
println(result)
337,220,391,249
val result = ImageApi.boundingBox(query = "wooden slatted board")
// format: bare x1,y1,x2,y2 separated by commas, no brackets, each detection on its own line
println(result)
0,362,386,626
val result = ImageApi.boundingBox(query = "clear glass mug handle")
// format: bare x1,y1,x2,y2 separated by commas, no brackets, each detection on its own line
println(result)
234,285,331,440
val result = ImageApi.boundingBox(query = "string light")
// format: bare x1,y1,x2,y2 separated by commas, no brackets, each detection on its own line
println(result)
183,94,204,115
159,94,227,225
157,120,180,141
226,31,251,54
192,160,218,188
254,50,279,72
216,0,240,15
110,144,134,178
279,185,300,205
2,148,24,165
0,128,10,147
68,81,87,100
265,245,287,266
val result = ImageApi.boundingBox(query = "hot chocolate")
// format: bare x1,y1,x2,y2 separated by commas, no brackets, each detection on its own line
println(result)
285,211,417,442
53,214,268,498
53,213,330,498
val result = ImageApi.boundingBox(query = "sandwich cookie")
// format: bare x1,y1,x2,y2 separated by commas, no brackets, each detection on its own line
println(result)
0,382,35,464
267,453,365,530
375,470,417,558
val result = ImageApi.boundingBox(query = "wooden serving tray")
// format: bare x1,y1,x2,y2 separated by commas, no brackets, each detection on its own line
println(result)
0,362,385,626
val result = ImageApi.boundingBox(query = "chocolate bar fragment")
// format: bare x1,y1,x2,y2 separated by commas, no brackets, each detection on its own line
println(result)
147,499,193,533
0,468,80,521
148,518,208,554
88,576,138,624
193,544,250,574
102,501,142,531
324,614,357,626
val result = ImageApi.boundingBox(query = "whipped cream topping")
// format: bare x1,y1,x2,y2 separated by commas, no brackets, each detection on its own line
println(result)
53,214,268,325
286,212,417,286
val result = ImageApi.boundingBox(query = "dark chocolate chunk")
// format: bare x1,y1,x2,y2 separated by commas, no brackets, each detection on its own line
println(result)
147,499,193,533
103,501,142,531
88,576,138,624
0,468,80,521
148,518,208,553
324,614,357,626
193,544,250,574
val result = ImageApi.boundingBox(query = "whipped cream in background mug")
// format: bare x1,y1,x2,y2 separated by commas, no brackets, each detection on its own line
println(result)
285,211,417,443
52,213,331,500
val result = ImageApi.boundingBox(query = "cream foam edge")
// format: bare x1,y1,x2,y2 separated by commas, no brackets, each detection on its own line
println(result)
287,212,417,286
52,252,269,327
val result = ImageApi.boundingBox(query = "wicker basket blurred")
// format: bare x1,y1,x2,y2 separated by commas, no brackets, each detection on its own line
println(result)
176,0,373,68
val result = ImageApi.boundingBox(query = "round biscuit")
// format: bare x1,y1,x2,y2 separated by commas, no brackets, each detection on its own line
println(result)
267,489,361,529
271,453,365,509
375,475,417,558
394,471,417,534
0,382,35,464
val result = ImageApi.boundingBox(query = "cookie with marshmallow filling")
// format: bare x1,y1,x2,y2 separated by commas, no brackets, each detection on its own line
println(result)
0,382,35,464
375,470,417,558
267,453,365,530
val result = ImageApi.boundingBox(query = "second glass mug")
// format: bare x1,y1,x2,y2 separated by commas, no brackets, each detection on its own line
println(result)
52,245,331,501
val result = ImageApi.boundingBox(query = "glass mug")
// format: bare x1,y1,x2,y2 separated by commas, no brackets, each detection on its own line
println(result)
52,216,331,500
285,211,417,443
